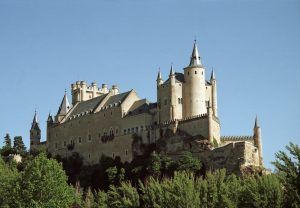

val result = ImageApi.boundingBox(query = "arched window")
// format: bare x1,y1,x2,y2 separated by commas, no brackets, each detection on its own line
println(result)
109,128,114,136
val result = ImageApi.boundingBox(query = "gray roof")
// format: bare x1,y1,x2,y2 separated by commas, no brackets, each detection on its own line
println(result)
67,91,131,119
103,91,131,108
57,93,71,116
68,94,106,117
164,72,184,84
126,99,150,117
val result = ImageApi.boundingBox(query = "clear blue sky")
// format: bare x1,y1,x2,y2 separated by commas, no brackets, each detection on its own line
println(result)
0,0,299,169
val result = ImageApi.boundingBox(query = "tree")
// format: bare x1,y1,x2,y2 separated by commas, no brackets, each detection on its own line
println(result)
272,142,300,207
94,190,108,208
175,151,201,173
107,182,140,208
18,153,75,207
0,156,20,207
106,166,118,185
1,133,13,157
147,151,161,178
239,174,283,208
13,136,26,155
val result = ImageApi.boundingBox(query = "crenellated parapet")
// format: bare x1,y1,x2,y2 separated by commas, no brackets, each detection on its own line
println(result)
221,136,253,141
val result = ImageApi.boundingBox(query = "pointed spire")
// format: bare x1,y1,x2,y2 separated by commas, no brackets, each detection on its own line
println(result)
189,40,202,67
210,68,215,80
254,116,259,128
32,109,38,124
57,91,71,116
47,112,53,122
169,64,175,76
157,68,162,80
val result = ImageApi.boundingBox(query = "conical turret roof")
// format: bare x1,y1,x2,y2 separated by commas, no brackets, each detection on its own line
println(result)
57,91,71,116
189,41,202,67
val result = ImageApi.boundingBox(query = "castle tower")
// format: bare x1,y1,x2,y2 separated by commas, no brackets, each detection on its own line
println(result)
207,99,213,143
183,41,207,118
169,64,176,120
210,69,218,117
55,91,71,123
253,116,263,166
30,110,41,150
156,69,163,123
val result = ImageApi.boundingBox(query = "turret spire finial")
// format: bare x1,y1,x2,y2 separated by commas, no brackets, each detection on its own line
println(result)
33,109,38,124
189,41,202,67
157,67,162,80
210,68,216,80
169,63,175,75
254,116,259,128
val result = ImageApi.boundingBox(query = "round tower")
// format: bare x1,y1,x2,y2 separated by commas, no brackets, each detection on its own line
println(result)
183,42,207,118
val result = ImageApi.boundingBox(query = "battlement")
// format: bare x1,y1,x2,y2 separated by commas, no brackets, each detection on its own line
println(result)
71,81,119,105
221,136,253,141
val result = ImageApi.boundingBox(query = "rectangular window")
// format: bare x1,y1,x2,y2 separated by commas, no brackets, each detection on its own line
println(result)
88,134,92,141
78,137,82,143
124,129,127,135
136,127,138,132
63,141,66,147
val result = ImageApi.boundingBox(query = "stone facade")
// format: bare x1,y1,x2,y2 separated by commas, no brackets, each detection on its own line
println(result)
30,42,263,173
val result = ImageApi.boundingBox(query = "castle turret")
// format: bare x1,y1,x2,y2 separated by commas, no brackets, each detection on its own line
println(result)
207,99,213,144
253,116,263,166
210,69,218,117
92,81,98,98
30,110,41,150
55,91,71,123
156,69,163,86
169,64,176,120
183,41,207,118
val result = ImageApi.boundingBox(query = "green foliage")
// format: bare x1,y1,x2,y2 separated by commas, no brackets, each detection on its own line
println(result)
83,187,95,208
240,174,283,208
175,151,201,173
147,151,161,179
94,190,108,208
272,142,300,207
107,182,140,208
1,133,13,157
213,137,218,148
0,156,20,207
13,136,26,155
18,153,75,208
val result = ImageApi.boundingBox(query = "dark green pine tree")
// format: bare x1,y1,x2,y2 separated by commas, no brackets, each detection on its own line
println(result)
1,133,13,156
272,142,300,208
13,136,26,155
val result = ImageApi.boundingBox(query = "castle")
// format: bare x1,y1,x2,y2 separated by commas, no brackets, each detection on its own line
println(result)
30,42,263,174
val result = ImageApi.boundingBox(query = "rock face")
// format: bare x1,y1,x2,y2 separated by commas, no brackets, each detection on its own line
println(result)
157,131,261,175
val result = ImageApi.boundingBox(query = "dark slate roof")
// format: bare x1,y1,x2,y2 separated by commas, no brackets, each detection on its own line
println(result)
126,99,151,117
103,91,131,108
164,72,184,84
31,123,41,131
68,94,106,117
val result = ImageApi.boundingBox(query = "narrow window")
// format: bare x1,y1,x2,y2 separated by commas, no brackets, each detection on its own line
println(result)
128,128,130,133
136,127,138,132
124,129,127,135
78,137,82,143
112,152,115,159
88,153,91,159
188,72,190,75
64,141,66,147
178,98,181,104
131,128,134,133
125,150,128,156
195,70,197,74
88,134,92,141
115,129,118,135
111,111,112,115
